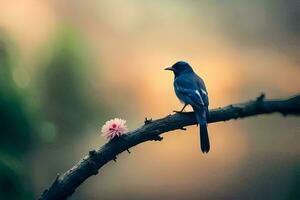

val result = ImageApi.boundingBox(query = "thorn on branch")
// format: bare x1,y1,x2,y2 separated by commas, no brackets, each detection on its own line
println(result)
39,173,60,199
88,150,99,175
256,93,266,102
180,127,187,131
229,104,234,109
53,174,60,185
40,189,48,198
281,111,288,117
256,93,266,111
126,149,131,154
153,135,163,141
88,160,99,175
89,150,96,157
144,117,152,124
88,150,98,175
113,156,117,162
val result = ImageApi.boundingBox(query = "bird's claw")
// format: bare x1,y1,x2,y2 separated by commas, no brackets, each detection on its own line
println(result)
173,110,187,114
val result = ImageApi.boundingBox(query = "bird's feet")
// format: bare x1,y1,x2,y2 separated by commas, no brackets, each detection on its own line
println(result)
173,110,188,114
173,104,188,114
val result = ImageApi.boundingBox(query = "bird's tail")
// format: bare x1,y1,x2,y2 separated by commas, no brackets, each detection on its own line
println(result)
200,124,210,153
193,106,210,153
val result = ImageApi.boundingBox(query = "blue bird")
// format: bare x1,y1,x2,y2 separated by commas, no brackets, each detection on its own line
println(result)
165,61,210,153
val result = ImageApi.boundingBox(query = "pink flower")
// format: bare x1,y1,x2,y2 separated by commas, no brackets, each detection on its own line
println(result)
101,118,128,140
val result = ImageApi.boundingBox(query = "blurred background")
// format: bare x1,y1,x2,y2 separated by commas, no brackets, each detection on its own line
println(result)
0,0,299,199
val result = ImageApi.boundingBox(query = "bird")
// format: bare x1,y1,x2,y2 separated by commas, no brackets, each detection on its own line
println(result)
165,61,210,153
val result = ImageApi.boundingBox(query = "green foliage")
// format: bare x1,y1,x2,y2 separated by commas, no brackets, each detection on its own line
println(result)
0,37,34,200
0,26,107,199
38,27,97,138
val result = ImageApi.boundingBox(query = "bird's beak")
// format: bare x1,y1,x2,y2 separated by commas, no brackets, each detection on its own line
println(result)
164,67,174,71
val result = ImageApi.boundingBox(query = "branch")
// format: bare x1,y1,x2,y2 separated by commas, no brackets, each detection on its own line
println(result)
39,93,300,200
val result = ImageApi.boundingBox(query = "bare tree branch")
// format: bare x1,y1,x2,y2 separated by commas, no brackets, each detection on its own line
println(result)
39,93,300,200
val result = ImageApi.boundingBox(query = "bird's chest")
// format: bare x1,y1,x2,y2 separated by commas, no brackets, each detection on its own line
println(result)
173,81,190,104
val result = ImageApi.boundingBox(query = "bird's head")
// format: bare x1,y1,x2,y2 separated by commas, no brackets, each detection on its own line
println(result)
164,61,194,77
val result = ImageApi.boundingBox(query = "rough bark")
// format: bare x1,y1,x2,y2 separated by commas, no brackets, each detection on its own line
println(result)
39,93,300,200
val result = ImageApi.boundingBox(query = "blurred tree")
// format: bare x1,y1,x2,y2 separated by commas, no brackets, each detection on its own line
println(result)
0,25,108,199
37,27,102,141
0,36,34,200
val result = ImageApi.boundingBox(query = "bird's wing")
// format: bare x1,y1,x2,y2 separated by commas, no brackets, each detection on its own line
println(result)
200,88,209,106
195,75,209,106
174,80,205,108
